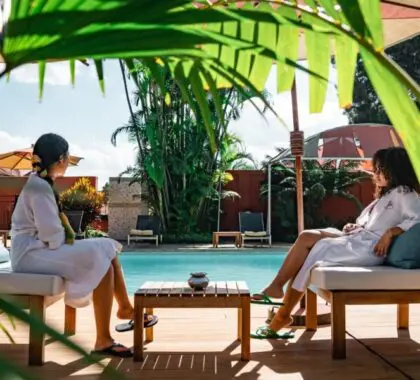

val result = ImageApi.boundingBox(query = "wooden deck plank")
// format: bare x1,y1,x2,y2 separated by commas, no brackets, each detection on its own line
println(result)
204,281,216,296
215,281,228,297
136,281,156,296
158,282,175,296
236,281,250,296
226,281,239,296
170,282,185,296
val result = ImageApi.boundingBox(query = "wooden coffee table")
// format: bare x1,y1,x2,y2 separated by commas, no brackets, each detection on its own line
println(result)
133,280,250,362
212,231,242,248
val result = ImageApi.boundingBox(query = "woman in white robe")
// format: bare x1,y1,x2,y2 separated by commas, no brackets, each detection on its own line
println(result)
252,147,420,338
10,133,156,357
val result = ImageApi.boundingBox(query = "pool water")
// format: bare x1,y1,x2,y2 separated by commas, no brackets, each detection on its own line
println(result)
119,251,287,294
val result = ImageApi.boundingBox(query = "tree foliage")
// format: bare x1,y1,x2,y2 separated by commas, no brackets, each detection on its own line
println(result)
261,160,369,241
345,35,420,124
112,62,259,234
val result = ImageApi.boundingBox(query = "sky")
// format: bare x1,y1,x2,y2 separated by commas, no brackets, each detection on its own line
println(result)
0,60,348,188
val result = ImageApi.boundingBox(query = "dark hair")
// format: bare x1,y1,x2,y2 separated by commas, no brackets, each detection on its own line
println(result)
372,147,419,198
32,133,69,211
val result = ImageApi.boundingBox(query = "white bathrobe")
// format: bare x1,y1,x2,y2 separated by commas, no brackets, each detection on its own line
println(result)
292,186,420,292
10,174,122,308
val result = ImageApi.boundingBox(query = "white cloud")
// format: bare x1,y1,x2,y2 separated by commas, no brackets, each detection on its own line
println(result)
0,131,136,189
7,61,90,86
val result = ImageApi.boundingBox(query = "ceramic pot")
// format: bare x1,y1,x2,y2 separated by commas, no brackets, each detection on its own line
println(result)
188,272,209,290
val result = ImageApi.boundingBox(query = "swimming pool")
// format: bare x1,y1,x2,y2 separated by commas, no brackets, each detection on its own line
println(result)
119,251,287,294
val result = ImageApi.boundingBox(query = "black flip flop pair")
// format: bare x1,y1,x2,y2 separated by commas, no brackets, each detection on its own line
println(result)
115,314,158,333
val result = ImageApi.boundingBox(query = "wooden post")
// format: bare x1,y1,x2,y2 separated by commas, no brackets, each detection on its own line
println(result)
331,292,346,359
28,296,45,366
145,307,154,342
133,296,144,362
305,289,318,331
240,296,251,361
397,304,409,329
237,307,242,341
291,78,305,309
64,305,76,336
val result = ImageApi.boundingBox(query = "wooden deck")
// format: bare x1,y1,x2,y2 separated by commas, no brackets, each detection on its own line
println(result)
1,299,420,379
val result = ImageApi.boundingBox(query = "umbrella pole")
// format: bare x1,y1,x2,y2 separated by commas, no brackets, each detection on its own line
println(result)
291,80,305,234
290,78,331,327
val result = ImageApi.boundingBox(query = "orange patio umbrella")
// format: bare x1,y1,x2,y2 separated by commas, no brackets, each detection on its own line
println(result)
0,146,83,171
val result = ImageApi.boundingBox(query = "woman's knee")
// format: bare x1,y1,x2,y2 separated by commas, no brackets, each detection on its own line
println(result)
297,230,322,247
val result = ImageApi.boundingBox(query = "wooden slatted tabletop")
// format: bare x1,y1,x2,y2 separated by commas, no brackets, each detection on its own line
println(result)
133,280,250,362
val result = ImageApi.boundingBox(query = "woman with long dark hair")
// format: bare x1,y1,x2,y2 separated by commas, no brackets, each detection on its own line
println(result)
10,133,157,357
253,147,420,338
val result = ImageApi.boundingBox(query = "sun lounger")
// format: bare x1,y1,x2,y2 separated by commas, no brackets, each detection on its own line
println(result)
127,215,162,246
239,212,271,247
306,266,420,360
0,258,76,366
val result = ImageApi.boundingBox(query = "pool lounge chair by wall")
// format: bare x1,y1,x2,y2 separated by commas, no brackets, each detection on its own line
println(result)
239,212,272,247
127,215,162,246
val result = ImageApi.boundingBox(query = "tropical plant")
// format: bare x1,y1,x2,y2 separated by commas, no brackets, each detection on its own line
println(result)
261,160,368,240
60,178,104,230
112,62,258,234
0,0,419,175
345,35,420,124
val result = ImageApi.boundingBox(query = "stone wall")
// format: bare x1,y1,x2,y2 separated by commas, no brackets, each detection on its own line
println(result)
108,177,149,240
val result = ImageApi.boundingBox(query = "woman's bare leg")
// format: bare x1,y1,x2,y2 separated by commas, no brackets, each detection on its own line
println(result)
268,285,304,331
93,264,128,351
111,257,134,320
256,229,340,299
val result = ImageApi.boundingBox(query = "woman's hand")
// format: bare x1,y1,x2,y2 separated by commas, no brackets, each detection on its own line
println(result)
374,227,404,256
374,230,394,256
343,223,359,234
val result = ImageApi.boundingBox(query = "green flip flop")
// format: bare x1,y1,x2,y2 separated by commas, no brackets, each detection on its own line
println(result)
250,326,295,340
251,294,284,306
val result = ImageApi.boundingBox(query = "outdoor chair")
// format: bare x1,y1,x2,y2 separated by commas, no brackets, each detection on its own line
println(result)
127,215,162,246
239,212,271,247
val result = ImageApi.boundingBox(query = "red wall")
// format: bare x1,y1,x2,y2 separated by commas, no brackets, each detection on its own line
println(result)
220,170,374,232
221,170,267,231
0,176,97,230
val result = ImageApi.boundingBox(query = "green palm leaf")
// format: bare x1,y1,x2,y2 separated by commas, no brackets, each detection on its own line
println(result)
1,0,419,175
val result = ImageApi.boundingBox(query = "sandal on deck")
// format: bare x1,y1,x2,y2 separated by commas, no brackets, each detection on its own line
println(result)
251,294,284,306
115,314,158,332
251,326,295,340
91,342,133,358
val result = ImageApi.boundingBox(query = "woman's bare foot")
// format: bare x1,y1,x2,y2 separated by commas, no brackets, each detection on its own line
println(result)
252,282,284,300
269,315,293,331
116,306,134,320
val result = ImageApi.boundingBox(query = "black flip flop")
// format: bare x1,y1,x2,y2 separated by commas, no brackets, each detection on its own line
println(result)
91,342,133,358
115,314,158,333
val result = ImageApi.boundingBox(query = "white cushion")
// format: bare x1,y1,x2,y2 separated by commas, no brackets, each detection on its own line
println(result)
244,231,267,237
0,262,65,296
130,229,154,236
310,266,420,290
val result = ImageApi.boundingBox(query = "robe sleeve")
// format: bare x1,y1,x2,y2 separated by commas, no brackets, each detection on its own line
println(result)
397,191,420,231
31,191,65,249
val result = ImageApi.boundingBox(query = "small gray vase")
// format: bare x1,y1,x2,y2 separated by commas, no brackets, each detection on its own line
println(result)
188,272,209,290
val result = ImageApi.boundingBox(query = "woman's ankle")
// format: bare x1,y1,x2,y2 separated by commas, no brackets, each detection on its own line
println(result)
269,314,293,332
95,336,113,350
